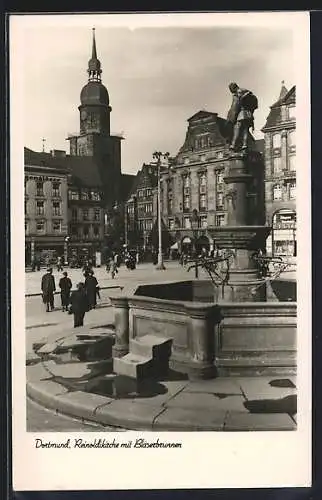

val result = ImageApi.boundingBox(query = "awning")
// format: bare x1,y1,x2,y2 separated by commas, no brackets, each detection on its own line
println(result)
182,237,192,244
170,242,179,250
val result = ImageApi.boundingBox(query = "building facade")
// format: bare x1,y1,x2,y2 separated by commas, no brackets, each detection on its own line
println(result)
125,163,158,253
159,110,265,255
25,148,69,265
262,84,296,256
24,29,134,265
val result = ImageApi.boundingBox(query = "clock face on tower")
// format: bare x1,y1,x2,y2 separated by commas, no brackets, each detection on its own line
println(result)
80,110,87,121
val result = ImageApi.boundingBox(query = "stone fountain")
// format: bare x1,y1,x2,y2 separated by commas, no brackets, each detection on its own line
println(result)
111,84,297,381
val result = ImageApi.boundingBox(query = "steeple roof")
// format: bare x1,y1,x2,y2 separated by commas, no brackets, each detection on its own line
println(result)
87,28,102,81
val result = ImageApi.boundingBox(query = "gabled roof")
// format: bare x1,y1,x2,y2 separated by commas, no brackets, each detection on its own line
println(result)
262,85,296,131
187,110,218,122
127,163,158,200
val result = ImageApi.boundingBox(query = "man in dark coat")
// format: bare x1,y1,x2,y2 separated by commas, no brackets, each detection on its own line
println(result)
58,271,72,312
84,270,99,309
41,268,56,312
70,282,90,328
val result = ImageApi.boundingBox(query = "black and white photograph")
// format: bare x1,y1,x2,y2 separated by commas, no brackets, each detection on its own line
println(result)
11,11,311,491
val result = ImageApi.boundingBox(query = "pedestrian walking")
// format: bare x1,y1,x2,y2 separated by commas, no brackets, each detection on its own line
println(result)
69,282,90,328
58,271,72,312
57,256,64,272
110,259,118,279
84,270,99,309
41,267,56,312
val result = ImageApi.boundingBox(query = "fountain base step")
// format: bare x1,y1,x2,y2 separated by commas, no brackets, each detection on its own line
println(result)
130,334,172,358
114,335,173,380
113,353,153,379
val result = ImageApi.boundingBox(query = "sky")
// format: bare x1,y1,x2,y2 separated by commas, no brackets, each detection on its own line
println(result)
20,19,295,175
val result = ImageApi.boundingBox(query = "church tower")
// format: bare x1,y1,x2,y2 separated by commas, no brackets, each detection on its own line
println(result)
67,28,123,204
68,28,114,157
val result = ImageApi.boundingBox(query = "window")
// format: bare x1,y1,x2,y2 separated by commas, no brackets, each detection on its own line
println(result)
199,193,207,211
52,201,61,216
83,226,89,239
200,216,208,228
81,190,89,200
69,190,79,200
25,200,28,215
169,219,175,230
273,184,283,200
289,155,296,172
72,208,78,221
146,188,152,196
36,181,44,197
289,105,297,121
288,130,295,147
83,209,89,221
93,225,100,238
146,203,153,214
289,182,296,199
36,201,44,215
94,208,100,221
273,156,282,175
184,176,190,188
272,134,281,148
127,204,134,216
216,172,224,189
91,191,100,201
71,225,78,236
52,220,61,233
36,220,45,233
146,220,153,231
183,194,190,210
199,173,207,191
168,198,173,214
138,190,143,198
52,182,60,197
216,192,224,209
215,214,225,226
207,136,213,147
184,217,191,229
25,221,29,234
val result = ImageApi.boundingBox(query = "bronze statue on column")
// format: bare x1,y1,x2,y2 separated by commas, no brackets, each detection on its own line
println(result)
225,82,258,153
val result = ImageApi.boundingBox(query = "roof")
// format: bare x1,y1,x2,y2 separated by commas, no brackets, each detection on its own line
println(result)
187,110,218,122
262,85,296,131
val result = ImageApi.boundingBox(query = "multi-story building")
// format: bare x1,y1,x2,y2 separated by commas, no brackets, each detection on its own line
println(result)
262,83,296,256
24,148,69,265
24,29,134,265
125,163,158,253
159,110,265,255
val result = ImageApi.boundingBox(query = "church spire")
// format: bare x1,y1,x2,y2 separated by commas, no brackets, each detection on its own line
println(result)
87,28,102,82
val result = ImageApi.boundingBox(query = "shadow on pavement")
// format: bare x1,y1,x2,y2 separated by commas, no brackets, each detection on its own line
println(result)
244,394,297,415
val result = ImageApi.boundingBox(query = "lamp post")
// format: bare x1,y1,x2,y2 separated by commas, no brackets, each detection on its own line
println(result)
64,236,70,266
153,151,169,270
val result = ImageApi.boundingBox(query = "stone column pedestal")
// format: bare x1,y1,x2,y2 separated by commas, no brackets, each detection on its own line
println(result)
184,303,221,379
110,296,129,358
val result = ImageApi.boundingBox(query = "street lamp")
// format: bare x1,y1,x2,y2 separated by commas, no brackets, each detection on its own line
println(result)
64,236,70,266
153,151,169,270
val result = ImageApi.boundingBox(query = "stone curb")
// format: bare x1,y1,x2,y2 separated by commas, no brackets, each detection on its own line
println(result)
25,285,123,298
26,374,296,432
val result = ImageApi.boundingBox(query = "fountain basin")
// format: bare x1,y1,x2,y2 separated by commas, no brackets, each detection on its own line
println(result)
110,279,297,378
